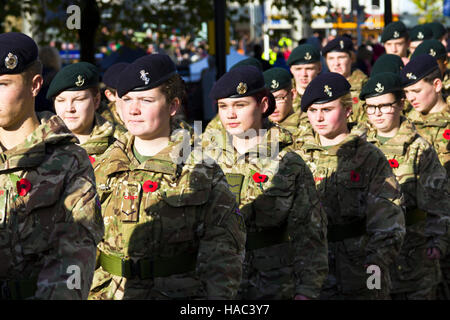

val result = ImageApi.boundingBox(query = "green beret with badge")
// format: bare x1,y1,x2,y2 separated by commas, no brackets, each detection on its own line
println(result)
230,57,263,71
47,62,99,99
411,39,447,60
287,44,320,66
360,72,403,101
381,21,408,43
263,67,293,92
409,24,433,42
425,22,447,40
371,54,405,76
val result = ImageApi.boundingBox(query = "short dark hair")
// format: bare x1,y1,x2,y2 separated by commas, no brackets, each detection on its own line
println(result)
22,60,43,84
423,68,442,83
160,73,187,106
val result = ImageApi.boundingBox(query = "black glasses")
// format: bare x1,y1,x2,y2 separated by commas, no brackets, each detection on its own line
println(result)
365,101,398,115
274,94,289,103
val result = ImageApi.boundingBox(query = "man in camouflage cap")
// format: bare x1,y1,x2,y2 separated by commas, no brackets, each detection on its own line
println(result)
409,24,434,56
101,62,129,127
287,44,322,113
401,54,450,300
322,35,368,123
263,67,310,136
47,62,126,165
381,21,410,65
202,65,328,300
294,72,406,299
360,72,450,299
89,53,246,300
0,32,104,299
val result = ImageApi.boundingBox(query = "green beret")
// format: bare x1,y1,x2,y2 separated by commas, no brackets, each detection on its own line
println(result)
381,21,408,43
409,24,433,42
426,22,447,40
370,54,404,76
230,57,263,71
263,67,293,92
47,62,99,99
287,44,320,66
411,39,447,60
360,72,402,101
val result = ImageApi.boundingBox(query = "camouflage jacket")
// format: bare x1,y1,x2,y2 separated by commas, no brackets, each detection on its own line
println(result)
89,120,246,300
347,69,368,123
201,120,328,299
80,113,127,163
363,118,450,292
443,71,450,105
0,112,104,299
97,100,124,128
292,91,303,114
405,106,450,176
278,110,310,138
294,125,405,295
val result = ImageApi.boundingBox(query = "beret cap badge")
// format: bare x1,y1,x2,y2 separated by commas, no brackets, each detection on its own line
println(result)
75,75,85,87
304,52,312,60
339,40,344,49
429,48,436,57
5,52,18,70
324,85,333,97
271,79,279,89
140,70,150,85
393,31,400,38
374,83,384,93
236,82,248,95
406,73,417,80
417,32,424,40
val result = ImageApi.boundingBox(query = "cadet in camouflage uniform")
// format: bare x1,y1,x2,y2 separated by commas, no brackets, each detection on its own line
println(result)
263,67,310,136
287,44,322,114
47,62,126,165
101,62,129,127
293,72,406,300
411,40,450,104
322,36,368,123
381,21,410,65
0,32,104,299
408,25,433,57
359,72,450,299
400,55,450,300
88,54,246,300
202,66,328,300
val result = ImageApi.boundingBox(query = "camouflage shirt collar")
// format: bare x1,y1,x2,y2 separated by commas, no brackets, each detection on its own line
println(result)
0,111,77,169
348,69,368,90
366,117,417,153
80,112,114,155
407,106,450,126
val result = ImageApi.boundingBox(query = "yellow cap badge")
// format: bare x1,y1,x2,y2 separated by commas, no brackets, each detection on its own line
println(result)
429,49,436,57
417,32,424,40
339,41,344,49
237,82,248,95
271,80,279,90
406,73,417,80
75,75,85,87
393,31,400,38
304,52,312,61
375,83,384,93
4,52,18,70
324,85,333,97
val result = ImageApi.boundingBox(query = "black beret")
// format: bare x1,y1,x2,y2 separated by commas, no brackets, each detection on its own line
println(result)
117,54,177,98
409,24,433,42
400,54,439,87
47,62,99,99
103,62,129,89
210,65,275,118
426,22,447,40
381,21,408,43
411,39,447,60
301,72,351,112
370,54,404,76
0,32,38,75
322,36,354,56
230,57,263,71
287,44,321,66
360,72,402,101
263,67,292,92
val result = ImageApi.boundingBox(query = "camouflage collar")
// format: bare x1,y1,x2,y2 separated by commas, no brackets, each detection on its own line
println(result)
406,105,450,127
0,112,77,170
80,112,114,155
348,69,368,90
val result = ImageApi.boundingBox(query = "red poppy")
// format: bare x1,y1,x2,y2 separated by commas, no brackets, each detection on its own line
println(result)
350,170,360,182
89,156,96,164
143,180,158,193
388,159,399,168
352,97,359,104
252,172,268,183
443,129,450,140
16,178,32,197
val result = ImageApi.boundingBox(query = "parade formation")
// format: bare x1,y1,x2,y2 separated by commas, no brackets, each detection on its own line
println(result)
0,16,449,301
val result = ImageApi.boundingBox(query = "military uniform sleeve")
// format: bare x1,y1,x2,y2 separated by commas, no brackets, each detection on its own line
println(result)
196,163,246,299
34,156,104,300
288,155,329,299
417,145,450,256
365,151,406,268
